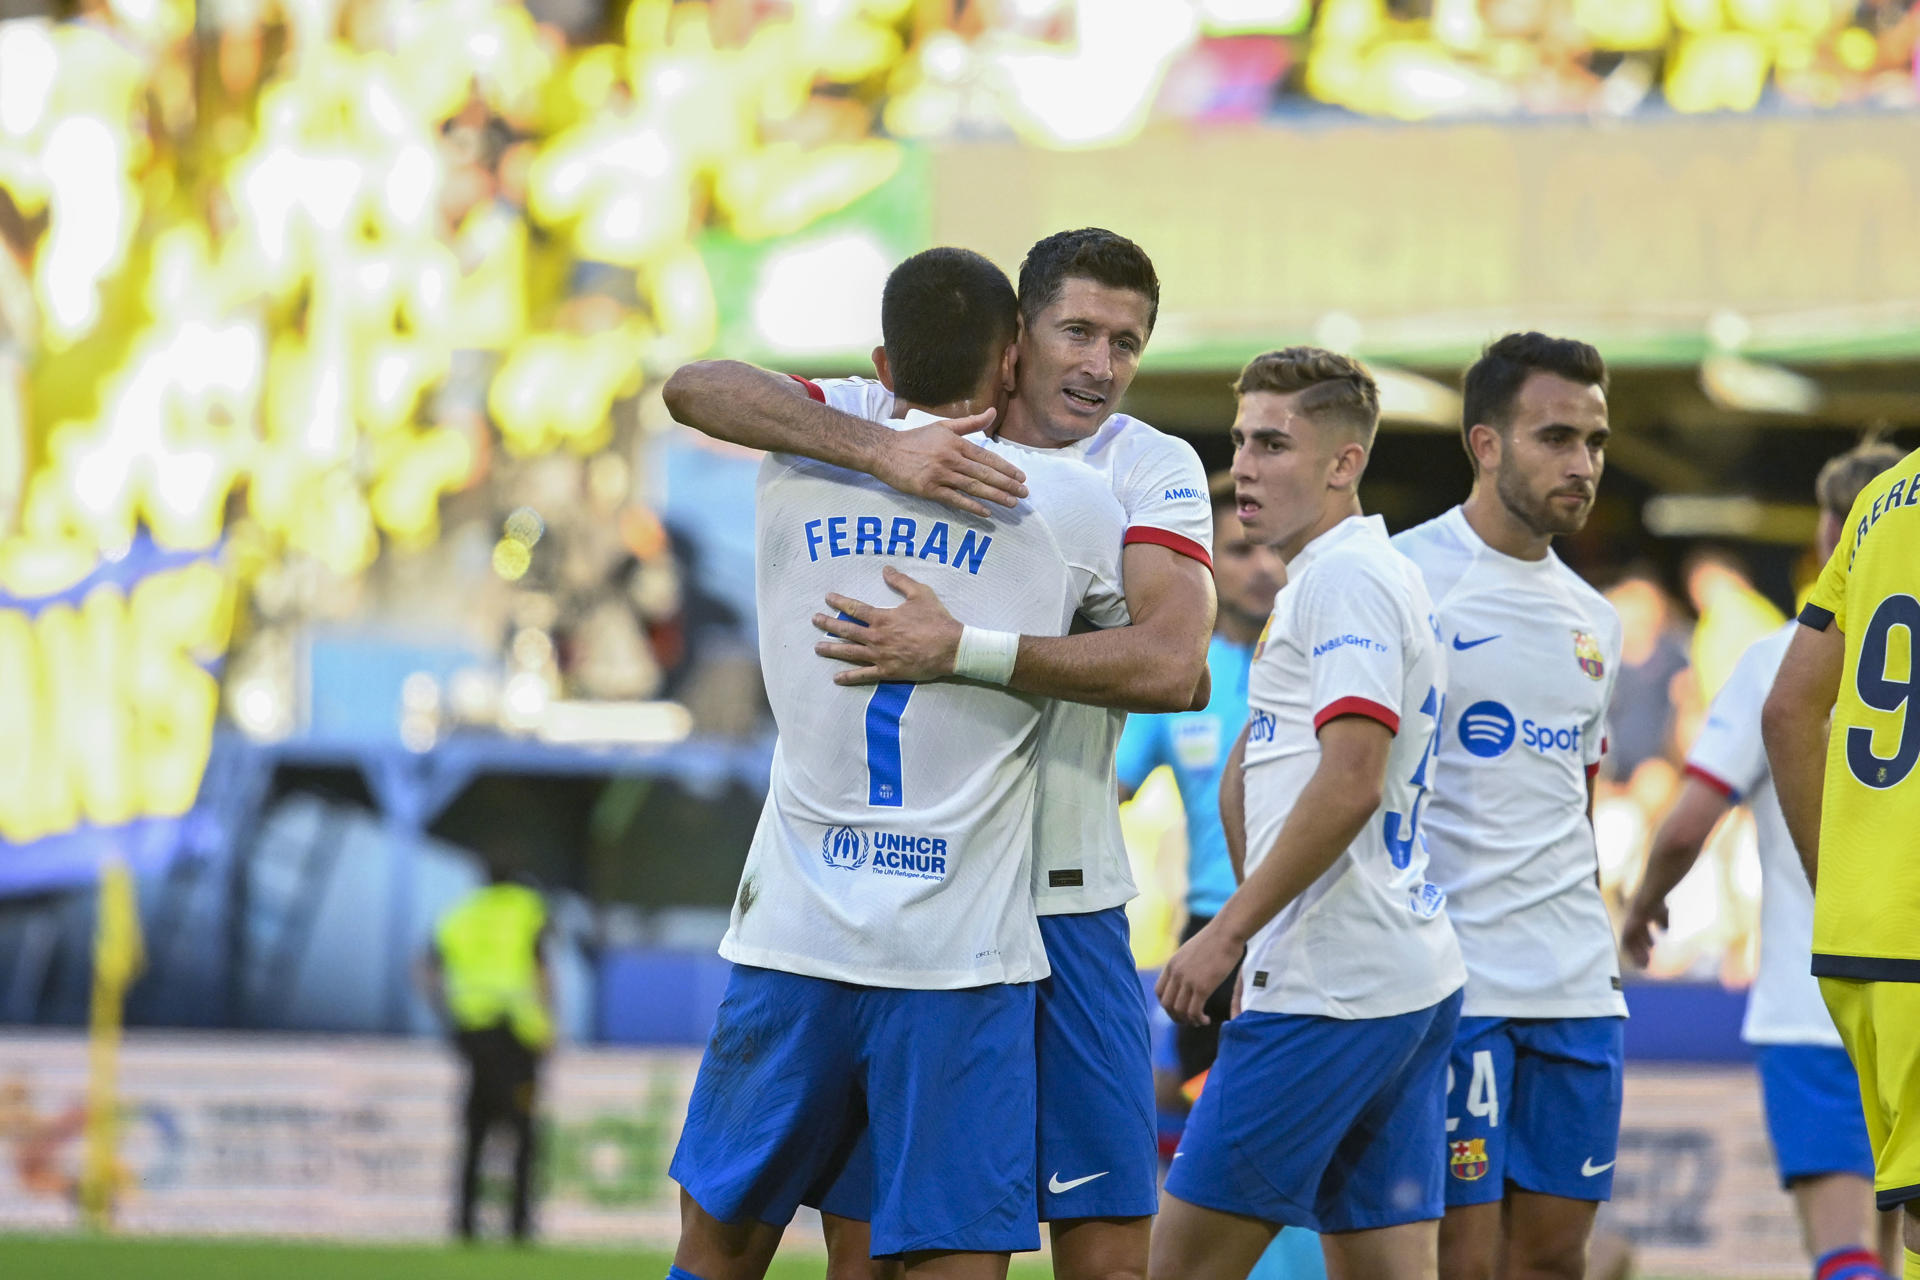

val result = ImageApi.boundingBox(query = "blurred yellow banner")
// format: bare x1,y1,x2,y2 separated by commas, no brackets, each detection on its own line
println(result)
928,112,1920,367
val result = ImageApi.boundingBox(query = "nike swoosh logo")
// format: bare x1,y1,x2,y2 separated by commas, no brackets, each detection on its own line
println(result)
1048,1171,1110,1194
1452,634,1500,651
1581,1158,1615,1177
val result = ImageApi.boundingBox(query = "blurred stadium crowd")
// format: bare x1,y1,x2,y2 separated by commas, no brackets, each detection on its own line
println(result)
0,0,1913,954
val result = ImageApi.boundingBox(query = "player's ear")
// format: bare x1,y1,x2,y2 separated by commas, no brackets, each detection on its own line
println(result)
1467,422,1502,475
872,345,894,391
1329,439,1368,492
999,338,1018,393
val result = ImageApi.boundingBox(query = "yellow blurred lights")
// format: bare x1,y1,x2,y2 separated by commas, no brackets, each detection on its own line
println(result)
492,537,532,581
1834,27,1877,74
503,506,545,547
0,21,56,140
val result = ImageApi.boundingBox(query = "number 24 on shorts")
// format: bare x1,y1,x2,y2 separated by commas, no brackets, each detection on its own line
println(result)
1447,1050,1500,1132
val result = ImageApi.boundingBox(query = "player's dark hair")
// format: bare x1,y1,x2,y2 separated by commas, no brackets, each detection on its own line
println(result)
1460,331,1609,465
1017,228,1160,335
1233,347,1381,447
881,247,1017,407
1817,438,1908,519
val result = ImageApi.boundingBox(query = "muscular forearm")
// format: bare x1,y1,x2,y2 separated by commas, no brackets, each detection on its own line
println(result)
1212,762,1378,944
1765,703,1829,885
663,359,891,471
1006,541,1213,712
1763,622,1845,887
1221,725,1249,882
1011,622,1206,713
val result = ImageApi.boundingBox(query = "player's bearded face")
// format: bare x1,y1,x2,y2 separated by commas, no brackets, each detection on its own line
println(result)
1009,278,1153,446
1490,373,1609,539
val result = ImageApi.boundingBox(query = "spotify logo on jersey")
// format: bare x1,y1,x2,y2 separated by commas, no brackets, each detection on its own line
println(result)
1458,701,1518,758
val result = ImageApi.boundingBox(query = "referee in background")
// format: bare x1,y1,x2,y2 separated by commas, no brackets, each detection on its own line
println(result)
421,862,554,1242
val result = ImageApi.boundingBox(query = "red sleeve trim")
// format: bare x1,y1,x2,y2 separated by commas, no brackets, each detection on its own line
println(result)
790,375,825,403
1683,763,1738,802
1587,763,1601,781
1124,525,1213,570
1313,697,1400,735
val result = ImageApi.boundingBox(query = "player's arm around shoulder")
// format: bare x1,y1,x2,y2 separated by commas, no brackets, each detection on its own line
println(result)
811,466,1215,712
662,360,1025,518
1001,538,1215,713
1005,432,1217,712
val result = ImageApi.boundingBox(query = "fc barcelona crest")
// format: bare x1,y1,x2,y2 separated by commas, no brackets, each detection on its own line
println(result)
1449,1138,1489,1181
1572,630,1606,681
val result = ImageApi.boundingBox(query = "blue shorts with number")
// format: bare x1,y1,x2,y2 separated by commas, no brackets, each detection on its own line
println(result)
669,965,1040,1257
1443,1015,1624,1207
1755,1043,1876,1187
1035,907,1159,1220
1167,988,1463,1234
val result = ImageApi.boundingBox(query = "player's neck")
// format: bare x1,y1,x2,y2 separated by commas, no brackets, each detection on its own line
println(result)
997,396,1079,450
1280,494,1364,564
898,397,979,421
1461,486,1551,562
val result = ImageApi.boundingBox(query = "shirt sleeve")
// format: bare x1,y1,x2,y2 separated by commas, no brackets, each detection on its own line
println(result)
1684,638,1773,800
1049,467,1133,630
1113,431,1214,569
1802,494,1859,632
809,375,897,423
1301,561,1405,735
1584,611,1621,773
1114,713,1166,791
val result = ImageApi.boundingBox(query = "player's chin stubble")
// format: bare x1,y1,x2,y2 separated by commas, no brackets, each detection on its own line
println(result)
1498,464,1589,539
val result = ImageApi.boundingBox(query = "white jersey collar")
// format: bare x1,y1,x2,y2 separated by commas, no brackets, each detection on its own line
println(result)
1290,512,1388,576
1444,504,1562,575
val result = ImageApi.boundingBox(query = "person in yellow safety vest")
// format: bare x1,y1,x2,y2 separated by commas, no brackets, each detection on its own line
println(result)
421,864,554,1242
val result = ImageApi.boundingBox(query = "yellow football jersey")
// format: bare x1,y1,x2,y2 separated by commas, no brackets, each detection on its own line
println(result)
1804,444,1920,979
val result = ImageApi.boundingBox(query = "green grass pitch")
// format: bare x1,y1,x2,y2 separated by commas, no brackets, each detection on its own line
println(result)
0,1236,1740,1280
0,1236,1055,1279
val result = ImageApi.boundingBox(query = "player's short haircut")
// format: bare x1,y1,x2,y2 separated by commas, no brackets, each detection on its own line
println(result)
1461,331,1609,461
1017,228,1160,335
1817,438,1909,519
881,247,1018,406
1208,470,1237,516
1233,346,1381,447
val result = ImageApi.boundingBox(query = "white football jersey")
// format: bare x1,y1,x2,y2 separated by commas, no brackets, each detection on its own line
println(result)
1393,505,1627,1019
1686,623,1840,1046
722,411,1130,989
806,378,1214,917
1240,515,1465,1020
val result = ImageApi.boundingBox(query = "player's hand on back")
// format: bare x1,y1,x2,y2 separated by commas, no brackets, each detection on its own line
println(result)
1157,918,1244,1027
815,567,964,685
1618,898,1667,969
872,409,1027,519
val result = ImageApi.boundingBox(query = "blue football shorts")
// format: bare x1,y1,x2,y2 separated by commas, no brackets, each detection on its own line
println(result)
1034,907,1159,1221
1754,1042,1876,1187
1167,989,1463,1233
1442,1015,1625,1207
669,964,1040,1257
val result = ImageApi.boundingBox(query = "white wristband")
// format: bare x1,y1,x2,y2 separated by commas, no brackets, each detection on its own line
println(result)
953,626,1019,686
